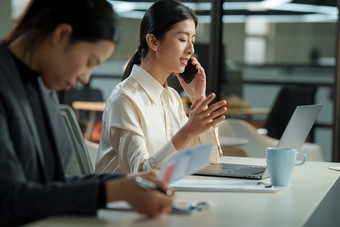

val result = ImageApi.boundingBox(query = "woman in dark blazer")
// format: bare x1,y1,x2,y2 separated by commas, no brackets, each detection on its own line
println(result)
0,0,173,226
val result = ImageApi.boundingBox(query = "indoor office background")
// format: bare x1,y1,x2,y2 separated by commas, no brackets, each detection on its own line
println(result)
1,0,338,162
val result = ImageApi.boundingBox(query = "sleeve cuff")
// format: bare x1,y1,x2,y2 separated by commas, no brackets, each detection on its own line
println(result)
148,140,177,169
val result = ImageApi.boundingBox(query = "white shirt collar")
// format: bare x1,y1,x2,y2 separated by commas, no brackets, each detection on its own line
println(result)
130,65,168,104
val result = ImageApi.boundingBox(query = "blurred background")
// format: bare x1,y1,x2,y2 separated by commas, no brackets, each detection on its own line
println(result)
1,0,338,162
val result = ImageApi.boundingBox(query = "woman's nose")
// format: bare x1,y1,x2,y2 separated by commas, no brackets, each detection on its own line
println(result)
187,42,194,55
79,71,92,84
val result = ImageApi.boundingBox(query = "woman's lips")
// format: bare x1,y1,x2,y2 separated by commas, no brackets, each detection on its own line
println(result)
65,82,74,90
180,58,189,65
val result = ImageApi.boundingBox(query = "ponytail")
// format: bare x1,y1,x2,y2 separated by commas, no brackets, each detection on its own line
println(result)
122,48,142,81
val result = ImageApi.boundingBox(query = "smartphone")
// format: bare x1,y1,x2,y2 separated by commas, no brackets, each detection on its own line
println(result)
179,58,199,84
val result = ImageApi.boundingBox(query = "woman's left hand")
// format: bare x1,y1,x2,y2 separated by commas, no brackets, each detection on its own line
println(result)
176,57,206,103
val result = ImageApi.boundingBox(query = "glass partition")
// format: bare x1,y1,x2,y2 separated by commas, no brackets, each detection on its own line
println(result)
106,0,337,162
2,0,336,161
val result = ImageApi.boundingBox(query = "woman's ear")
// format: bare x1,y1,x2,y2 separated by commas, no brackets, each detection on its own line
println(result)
50,23,73,47
145,33,159,52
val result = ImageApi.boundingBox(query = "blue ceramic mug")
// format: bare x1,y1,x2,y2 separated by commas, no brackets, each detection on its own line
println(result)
266,147,307,186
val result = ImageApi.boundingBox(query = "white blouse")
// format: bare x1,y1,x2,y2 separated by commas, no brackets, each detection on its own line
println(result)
96,65,222,174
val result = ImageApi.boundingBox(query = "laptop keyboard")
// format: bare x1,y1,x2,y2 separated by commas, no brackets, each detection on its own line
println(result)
221,164,266,175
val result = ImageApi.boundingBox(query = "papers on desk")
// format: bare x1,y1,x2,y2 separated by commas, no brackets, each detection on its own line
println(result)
158,143,213,183
107,144,214,214
156,143,277,193
329,166,340,172
170,179,278,193
107,199,211,214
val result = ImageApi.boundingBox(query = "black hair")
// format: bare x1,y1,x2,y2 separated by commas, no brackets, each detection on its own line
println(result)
5,0,119,59
122,0,197,81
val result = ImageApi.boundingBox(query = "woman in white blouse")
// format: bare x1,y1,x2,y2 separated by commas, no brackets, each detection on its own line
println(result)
96,0,227,174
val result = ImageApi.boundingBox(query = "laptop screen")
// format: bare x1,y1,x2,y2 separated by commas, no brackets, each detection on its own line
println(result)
277,104,323,151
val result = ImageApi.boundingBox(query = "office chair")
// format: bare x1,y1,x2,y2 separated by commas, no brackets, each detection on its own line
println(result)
264,85,317,139
59,86,104,134
59,104,94,175
84,139,99,169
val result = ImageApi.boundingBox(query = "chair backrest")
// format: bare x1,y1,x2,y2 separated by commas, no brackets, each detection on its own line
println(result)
59,104,94,175
84,139,99,169
60,86,104,122
264,85,317,139
62,86,104,106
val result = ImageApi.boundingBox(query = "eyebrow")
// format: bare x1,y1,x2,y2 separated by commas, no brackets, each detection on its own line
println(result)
177,31,196,38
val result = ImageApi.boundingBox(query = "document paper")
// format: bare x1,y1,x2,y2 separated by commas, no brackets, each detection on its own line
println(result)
158,143,213,183
170,179,278,193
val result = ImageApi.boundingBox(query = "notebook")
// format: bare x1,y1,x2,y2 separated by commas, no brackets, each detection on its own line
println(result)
194,104,323,180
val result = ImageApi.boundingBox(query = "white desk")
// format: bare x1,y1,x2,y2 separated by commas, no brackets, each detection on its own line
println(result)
218,136,249,147
27,157,340,227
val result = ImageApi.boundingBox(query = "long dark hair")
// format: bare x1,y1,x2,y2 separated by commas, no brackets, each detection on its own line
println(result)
5,0,119,59
122,0,197,81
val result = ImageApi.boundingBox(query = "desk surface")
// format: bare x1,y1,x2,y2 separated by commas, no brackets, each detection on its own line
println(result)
226,107,269,116
218,136,249,147
71,102,269,116
27,157,340,227
72,101,106,112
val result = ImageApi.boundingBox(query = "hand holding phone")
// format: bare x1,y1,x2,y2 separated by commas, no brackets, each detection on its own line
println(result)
179,58,199,84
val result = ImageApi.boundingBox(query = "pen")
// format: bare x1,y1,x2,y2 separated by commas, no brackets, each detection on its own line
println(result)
135,176,173,196
257,182,273,188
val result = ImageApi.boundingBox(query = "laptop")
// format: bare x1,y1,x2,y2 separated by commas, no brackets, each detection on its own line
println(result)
194,104,323,180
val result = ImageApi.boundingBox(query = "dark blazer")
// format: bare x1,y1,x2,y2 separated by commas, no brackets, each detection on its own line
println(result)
0,43,124,226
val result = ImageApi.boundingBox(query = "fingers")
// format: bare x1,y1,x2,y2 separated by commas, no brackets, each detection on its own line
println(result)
203,100,227,119
125,170,175,217
139,170,160,181
190,57,204,74
138,171,175,196
175,72,185,84
146,193,174,217
208,105,227,120
206,114,226,127
191,96,204,110
194,93,226,114
190,94,227,130
191,93,215,112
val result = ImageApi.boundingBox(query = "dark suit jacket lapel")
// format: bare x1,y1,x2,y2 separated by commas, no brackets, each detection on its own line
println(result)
37,79,72,174
0,44,48,181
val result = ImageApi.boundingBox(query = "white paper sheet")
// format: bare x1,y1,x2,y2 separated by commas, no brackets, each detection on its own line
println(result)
157,143,213,183
170,179,278,193
107,199,211,214
329,166,340,172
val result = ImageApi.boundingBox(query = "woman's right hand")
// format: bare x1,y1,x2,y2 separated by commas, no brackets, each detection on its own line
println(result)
105,171,174,217
172,93,227,151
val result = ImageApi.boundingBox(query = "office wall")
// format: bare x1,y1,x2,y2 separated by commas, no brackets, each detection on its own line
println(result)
110,17,140,62
0,2,336,65
223,22,336,64
222,23,246,63
273,23,337,64
109,18,336,65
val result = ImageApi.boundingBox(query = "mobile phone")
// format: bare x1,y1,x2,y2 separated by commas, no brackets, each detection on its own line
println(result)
179,58,199,84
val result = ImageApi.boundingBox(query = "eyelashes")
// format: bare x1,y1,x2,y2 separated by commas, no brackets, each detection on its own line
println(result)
179,39,196,44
